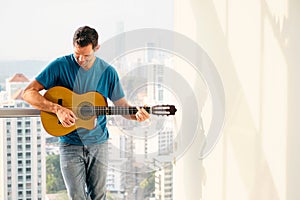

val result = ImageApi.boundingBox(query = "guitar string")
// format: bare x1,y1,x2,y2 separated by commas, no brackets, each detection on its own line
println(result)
64,106,173,115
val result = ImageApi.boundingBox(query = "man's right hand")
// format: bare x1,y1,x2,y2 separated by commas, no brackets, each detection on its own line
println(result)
56,106,78,127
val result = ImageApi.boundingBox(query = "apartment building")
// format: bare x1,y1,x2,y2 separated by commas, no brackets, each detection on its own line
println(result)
0,73,46,200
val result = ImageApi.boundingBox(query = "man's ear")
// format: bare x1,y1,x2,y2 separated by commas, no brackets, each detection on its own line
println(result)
94,45,100,52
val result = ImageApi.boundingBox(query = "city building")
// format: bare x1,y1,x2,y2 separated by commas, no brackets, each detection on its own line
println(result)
112,48,176,199
0,73,46,200
155,165,173,200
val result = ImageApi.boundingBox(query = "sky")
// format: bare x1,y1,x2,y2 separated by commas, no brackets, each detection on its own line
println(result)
0,0,173,61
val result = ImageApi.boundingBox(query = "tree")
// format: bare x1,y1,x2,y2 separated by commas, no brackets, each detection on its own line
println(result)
140,172,155,198
46,154,66,193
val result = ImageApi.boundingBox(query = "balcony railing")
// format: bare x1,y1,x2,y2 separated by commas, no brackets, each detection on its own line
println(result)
0,108,40,118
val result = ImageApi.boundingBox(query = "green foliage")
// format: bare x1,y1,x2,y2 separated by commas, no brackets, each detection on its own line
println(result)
106,191,115,200
140,172,155,197
46,154,66,193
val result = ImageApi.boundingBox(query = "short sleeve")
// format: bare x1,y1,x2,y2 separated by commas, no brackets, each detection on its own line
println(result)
35,59,60,90
106,67,125,102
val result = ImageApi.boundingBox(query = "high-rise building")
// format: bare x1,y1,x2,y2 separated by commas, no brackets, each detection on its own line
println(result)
149,62,175,200
155,165,173,200
108,39,176,199
0,73,46,200
106,129,127,195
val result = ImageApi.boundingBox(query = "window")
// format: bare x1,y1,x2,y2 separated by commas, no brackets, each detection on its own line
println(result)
1,1,174,199
25,137,31,143
25,121,30,127
18,137,22,142
18,152,23,158
26,183,31,189
26,152,31,158
26,175,31,181
26,144,31,151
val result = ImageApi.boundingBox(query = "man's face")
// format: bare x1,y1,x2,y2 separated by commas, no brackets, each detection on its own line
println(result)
73,43,95,69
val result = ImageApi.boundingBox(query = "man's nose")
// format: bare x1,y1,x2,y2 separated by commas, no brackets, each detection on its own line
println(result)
78,55,85,61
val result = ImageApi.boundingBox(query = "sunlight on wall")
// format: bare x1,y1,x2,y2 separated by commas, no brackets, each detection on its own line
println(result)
173,0,288,199
227,0,261,129
261,2,288,199
173,0,197,42
212,0,227,36
265,0,289,31
226,141,248,199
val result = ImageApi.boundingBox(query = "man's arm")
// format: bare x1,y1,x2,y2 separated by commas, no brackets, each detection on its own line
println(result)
23,80,58,112
22,80,77,127
113,97,150,122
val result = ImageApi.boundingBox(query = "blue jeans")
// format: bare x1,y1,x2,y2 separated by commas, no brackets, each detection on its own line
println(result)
59,142,108,200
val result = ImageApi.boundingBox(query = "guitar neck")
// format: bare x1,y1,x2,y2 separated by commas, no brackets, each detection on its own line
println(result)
94,106,151,116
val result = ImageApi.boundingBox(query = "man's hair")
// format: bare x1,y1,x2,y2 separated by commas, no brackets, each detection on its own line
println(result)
73,26,98,49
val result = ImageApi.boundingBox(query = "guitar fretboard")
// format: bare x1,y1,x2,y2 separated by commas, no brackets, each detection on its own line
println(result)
81,106,151,116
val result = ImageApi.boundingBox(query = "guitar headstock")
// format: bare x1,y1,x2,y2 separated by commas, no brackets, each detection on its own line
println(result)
151,105,177,116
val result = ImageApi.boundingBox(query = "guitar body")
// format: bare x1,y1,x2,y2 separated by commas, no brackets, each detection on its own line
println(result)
40,86,107,137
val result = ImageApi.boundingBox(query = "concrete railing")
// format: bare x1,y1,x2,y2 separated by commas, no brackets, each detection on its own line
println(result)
0,108,40,118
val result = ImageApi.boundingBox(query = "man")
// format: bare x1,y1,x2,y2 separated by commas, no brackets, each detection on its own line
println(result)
22,26,150,199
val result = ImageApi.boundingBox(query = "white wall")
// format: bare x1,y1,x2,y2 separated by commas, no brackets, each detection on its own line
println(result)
173,0,299,199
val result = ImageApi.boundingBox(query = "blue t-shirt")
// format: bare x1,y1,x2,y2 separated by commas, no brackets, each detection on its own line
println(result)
36,54,125,145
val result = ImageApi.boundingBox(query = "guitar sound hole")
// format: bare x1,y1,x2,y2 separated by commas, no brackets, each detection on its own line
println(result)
77,102,94,120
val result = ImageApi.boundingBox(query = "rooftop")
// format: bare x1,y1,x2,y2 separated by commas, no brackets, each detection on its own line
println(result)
8,73,30,83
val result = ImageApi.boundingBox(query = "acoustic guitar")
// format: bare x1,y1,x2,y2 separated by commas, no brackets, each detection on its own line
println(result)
40,86,177,136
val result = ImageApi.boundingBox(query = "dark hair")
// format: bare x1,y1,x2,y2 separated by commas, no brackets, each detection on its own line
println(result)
73,26,98,49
